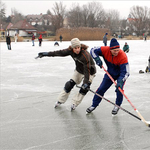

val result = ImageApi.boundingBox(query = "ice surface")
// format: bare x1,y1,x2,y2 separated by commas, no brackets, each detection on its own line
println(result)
0,39,150,149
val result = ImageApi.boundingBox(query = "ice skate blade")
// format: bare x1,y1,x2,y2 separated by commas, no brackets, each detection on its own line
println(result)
71,108,75,112
86,112,91,115
54,105,60,108
70,104,76,112
112,114,117,117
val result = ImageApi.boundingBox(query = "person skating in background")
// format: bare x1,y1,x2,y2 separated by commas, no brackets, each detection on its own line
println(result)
54,41,59,46
32,33,35,46
37,38,96,111
86,38,130,115
145,56,150,73
14,33,18,44
59,35,63,42
38,34,42,46
103,33,108,46
6,34,11,50
123,42,129,53
143,33,147,41
144,35,147,41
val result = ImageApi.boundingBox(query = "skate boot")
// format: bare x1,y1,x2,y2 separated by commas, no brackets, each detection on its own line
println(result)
54,101,62,108
145,66,149,73
86,106,96,114
112,106,119,115
71,104,76,111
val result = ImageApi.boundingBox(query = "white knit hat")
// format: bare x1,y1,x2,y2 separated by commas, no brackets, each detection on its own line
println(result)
71,38,81,48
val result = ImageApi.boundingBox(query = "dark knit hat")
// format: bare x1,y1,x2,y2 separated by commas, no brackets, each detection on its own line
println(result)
110,38,120,50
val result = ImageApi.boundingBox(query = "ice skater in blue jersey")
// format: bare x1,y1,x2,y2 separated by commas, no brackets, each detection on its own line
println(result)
86,38,130,115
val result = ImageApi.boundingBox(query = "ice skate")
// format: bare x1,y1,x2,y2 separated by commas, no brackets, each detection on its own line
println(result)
145,66,149,73
54,101,62,108
71,104,76,111
86,106,96,114
112,106,119,115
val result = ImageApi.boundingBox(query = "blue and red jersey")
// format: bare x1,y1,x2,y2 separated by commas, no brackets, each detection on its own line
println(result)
90,46,130,82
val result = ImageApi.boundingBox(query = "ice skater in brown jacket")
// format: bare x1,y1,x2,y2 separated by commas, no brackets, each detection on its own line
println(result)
38,38,96,111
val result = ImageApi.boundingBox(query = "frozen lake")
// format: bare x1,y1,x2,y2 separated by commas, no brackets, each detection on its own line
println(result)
0,39,150,149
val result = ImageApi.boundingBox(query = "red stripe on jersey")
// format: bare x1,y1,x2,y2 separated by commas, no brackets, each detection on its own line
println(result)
110,45,120,50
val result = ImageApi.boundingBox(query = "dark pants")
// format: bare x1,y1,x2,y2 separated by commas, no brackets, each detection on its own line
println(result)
7,44,11,50
39,40,42,46
92,74,124,107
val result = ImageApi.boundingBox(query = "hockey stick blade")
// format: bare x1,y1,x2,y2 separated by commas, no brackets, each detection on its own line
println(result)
147,122,150,127
143,121,150,127
102,66,150,128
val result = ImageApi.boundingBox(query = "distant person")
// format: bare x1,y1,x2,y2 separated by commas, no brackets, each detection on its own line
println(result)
54,41,59,46
14,33,18,43
144,34,147,41
6,34,11,50
59,35,63,42
113,33,116,38
32,33,35,46
38,34,42,46
145,56,150,73
37,38,96,111
118,35,122,38
103,33,108,46
123,42,129,53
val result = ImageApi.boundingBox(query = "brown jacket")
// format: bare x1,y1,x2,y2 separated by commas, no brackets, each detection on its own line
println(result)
47,44,96,84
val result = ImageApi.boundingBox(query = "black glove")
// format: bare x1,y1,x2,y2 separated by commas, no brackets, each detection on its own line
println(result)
81,83,89,90
79,83,90,95
94,57,103,68
115,80,124,92
38,52,49,58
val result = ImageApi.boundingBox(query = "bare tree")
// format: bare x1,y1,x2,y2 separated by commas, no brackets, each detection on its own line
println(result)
81,4,89,27
148,9,150,32
0,0,6,20
67,2,106,28
105,9,120,34
86,2,105,27
50,2,66,32
129,6,150,36
67,3,83,27
119,19,128,36
11,8,25,24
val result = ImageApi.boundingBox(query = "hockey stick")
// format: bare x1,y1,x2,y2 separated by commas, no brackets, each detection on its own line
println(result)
76,85,143,122
35,56,40,59
102,65,150,127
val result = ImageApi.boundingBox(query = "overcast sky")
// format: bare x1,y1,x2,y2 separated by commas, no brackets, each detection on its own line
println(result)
2,0,150,19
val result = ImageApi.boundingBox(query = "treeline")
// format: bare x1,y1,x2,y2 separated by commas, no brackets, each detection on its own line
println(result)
1,1,150,36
